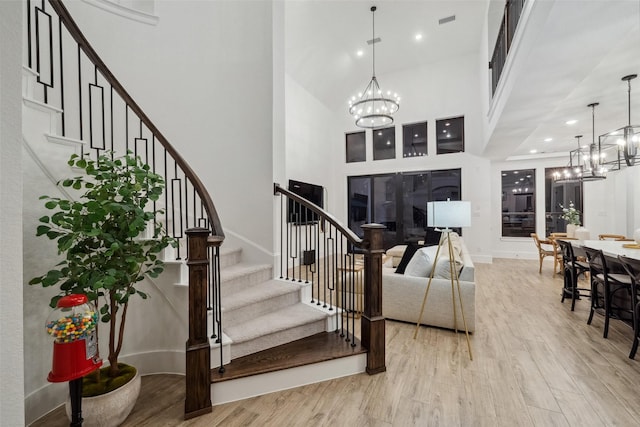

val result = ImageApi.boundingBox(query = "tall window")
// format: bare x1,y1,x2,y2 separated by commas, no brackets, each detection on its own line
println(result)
348,169,461,249
501,169,535,237
545,167,583,235
346,131,366,163
436,116,464,154
373,126,395,160
403,122,427,157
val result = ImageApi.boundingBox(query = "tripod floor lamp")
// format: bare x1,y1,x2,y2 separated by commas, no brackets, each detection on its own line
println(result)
413,199,473,360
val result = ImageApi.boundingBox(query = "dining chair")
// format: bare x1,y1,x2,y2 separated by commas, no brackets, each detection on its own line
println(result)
557,239,590,311
617,255,640,359
584,247,633,338
531,233,558,274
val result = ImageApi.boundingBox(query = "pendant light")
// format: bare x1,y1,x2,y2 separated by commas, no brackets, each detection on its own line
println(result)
553,135,584,183
348,6,400,129
582,102,608,181
601,74,639,167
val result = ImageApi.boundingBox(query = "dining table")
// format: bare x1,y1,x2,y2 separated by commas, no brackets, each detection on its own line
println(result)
570,239,640,261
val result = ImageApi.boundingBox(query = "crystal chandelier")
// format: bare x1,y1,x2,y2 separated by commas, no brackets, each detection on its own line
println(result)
348,6,400,129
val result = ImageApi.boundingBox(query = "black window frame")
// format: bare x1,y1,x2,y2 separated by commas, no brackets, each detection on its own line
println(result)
436,116,465,154
402,121,428,158
345,131,366,163
372,126,396,161
501,168,536,238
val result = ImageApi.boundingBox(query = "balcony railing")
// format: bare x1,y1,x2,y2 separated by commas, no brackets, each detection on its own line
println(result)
489,0,526,96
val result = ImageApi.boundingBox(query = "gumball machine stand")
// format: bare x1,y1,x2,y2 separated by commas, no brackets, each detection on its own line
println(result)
46,294,102,427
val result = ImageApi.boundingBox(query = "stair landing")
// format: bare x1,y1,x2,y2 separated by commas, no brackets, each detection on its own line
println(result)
210,332,367,405
212,331,365,382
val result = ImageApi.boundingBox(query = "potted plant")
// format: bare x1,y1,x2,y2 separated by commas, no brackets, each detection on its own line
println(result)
29,151,175,425
560,201,581,237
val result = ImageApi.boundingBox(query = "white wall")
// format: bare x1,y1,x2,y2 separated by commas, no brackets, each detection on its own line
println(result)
0,2,25,425
329,53,493,262
63,0,275,264
285,74,338,208
490,155,636,259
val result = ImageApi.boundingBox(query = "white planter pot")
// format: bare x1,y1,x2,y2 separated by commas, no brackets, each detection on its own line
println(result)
634,228,640,245
566,224,577,238
66,370,141,427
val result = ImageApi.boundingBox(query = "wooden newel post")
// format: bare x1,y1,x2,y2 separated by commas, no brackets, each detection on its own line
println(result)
361,223,386,374
184,228,212,419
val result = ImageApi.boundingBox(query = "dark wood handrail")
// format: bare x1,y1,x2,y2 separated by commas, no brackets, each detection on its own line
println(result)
273,183,364,247
47,0,224,240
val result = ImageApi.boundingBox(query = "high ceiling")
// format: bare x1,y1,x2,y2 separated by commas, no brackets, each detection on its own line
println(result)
284,0,640,161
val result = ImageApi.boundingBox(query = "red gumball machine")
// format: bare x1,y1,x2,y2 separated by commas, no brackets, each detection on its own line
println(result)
46,294,102,427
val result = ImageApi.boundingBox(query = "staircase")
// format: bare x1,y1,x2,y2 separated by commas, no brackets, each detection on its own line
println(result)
23,1,386,421
212,247,337,364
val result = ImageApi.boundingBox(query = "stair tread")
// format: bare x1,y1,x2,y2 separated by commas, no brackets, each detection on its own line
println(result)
225,303,327,343
212,332,365,383
220,262,271,282
220,246,242,256
223,279,300,311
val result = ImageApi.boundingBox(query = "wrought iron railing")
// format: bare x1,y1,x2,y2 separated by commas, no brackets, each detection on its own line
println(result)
274,183,386,375
26,0,223,418
489,0,526,95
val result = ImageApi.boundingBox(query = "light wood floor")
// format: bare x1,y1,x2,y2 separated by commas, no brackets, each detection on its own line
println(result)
33,259,640,426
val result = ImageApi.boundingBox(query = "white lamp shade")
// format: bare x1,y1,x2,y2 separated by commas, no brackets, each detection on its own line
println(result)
427,201,471,228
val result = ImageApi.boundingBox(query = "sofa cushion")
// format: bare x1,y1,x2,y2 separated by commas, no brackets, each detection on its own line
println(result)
395,243,422,274
404,245,438,277
386,245,407,267
433,256,464,279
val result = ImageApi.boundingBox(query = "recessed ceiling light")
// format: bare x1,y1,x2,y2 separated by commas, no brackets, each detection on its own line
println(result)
356,50,364,57
386,140,391,145
377,132,382,136
415,33,423,41
544,138,552,142
502,173,507,176
566,119,578,125
530,149,538,153
445,122,450,126
414,134,419,138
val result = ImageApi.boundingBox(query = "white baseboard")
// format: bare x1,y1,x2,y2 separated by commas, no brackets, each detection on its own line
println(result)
492,251,538,260
25,349,185,425
211,353,367,405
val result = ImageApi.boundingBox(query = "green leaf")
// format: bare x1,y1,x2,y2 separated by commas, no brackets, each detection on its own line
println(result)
28,277,43,285
39,216,50,223
36,225,51,236
44,201,57,209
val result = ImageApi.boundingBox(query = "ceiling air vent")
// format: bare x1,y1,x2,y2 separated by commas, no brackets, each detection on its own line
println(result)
439,15,456,25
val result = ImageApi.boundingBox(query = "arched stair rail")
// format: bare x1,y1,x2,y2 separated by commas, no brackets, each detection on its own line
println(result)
26,0,223,418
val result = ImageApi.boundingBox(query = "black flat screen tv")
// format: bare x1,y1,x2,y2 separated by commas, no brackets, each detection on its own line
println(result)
287,179,323,224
